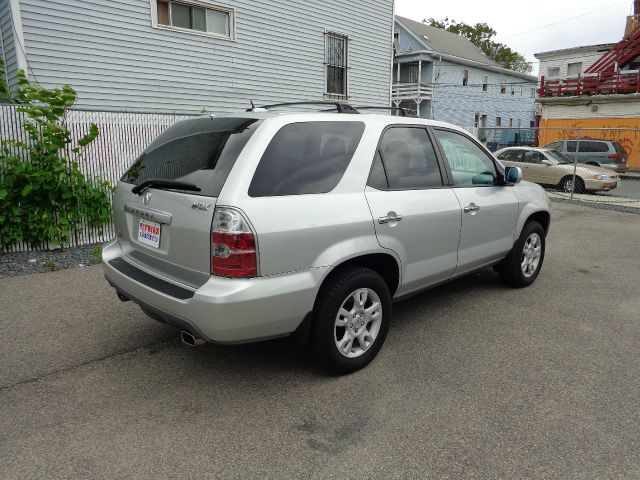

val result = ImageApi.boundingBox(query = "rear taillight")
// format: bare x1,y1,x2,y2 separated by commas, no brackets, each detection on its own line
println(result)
608,153,623,160
211,207,258,278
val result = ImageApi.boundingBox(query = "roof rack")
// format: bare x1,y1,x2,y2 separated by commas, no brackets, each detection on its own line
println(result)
246,101,359,114
355,106,417,117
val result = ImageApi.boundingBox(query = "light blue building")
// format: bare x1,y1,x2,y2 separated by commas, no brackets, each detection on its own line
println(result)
0,0,394,113
393,16,538,148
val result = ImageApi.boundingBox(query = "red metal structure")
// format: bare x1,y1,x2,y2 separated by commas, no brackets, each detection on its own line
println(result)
540,13,640,97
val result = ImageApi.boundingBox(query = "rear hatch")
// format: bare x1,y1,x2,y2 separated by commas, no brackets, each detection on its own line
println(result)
113,116,261,288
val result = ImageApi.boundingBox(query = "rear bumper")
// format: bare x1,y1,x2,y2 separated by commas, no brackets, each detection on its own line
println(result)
102,240,326,343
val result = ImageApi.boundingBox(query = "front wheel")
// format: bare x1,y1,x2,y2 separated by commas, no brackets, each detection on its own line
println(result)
499,221,546,288
311,267,391,374
559,176,585,194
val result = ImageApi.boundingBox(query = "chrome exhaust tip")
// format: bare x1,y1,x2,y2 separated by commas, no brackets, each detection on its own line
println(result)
180,330,206,347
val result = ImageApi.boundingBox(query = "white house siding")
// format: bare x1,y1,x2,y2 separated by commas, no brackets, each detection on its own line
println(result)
540,97,640,119
431,62,536,128
15,0,393,113
536,45,614,80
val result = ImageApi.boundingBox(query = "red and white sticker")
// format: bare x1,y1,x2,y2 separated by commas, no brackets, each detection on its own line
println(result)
138,219,161,248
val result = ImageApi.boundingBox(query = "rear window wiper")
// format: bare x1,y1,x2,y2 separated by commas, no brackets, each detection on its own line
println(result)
132,179,202,195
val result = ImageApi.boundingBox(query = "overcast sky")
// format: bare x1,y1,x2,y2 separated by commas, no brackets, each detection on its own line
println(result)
395,0,632,74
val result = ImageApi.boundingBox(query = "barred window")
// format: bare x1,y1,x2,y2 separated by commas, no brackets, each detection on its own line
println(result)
325,32,348,99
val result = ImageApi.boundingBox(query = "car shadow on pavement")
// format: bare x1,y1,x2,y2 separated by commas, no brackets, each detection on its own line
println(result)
153,268,505,379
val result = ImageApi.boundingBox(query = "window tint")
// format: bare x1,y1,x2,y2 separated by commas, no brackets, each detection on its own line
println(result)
367,151,388,190
522,151,544,164
497,150,521,161
434,129,497,186
580,141,608,153
378,127,443,189
121,117,260,197
567,141,577,152
547,141,563,151
248,121,364,197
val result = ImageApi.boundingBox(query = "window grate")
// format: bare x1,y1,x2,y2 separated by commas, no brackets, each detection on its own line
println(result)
325,32,348,99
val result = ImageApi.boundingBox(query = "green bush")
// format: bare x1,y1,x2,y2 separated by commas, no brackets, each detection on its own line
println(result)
0,71,113,249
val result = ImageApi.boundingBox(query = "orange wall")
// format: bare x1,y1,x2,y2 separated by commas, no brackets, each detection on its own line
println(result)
539,118,640,168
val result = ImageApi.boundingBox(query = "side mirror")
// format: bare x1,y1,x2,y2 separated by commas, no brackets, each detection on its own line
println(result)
541,159,552,166
504,166,522,184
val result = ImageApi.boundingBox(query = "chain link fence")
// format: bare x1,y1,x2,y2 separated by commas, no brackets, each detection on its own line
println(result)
1,105,196,252
465,126,640,206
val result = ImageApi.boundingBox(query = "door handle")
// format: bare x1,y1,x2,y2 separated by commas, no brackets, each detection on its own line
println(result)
463,203,480,214
378,211,403,224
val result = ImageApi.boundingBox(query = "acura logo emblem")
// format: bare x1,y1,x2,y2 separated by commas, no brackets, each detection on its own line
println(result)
142,192,151,205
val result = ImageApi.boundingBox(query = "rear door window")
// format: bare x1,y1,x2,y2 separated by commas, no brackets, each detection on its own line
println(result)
248,121,365,197
376,127,443,190
497,150,522,162
122,117,261,197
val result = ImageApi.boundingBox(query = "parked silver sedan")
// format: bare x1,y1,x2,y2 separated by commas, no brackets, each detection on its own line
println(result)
495,147,620,193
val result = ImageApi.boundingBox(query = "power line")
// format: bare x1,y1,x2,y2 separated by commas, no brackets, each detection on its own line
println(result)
500,0,629,39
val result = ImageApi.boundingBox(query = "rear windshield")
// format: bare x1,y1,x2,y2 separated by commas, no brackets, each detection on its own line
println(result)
546,150,572,164
121,117,261,197
248,121,365,197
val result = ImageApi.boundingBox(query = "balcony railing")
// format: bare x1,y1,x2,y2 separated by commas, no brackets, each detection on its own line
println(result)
540,71,640,97
392,82,434,101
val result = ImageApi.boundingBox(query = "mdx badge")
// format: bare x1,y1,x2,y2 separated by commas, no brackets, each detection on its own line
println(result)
191,202,211,211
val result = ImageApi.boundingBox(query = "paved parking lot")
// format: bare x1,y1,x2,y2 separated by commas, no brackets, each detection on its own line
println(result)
1,202,639,479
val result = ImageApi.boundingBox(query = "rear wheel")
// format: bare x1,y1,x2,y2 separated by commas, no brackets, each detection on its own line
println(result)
499,221,546,288
311,267,391,374
559,176,585,194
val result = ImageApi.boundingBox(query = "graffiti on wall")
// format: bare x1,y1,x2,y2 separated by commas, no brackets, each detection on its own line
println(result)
539,118,640,168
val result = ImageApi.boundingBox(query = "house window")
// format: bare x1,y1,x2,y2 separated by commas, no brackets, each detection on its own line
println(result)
500,80,506,94
496,117,502,127
155,1,233,38
474,112,480,127
482,75,488,91
325,31,348,99
567,62,583,76
531,88,536,98
511,85,515,95
509,118,513,128
547,67,560,79
530,120,535,128
462,69,469,86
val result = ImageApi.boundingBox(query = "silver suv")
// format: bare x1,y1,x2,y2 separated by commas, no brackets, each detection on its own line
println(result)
103,104,551,373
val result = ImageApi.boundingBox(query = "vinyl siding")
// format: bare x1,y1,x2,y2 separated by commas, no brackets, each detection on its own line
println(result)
540,97,640,119
432,62,536,127
0,0,20,93
537,48,610,79
17,0,393,112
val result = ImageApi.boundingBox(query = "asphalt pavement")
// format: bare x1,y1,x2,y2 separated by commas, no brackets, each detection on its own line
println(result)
1,202,640,479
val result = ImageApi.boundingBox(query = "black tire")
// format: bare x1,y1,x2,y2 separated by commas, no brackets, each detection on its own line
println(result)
559,176,585,194
311,267,391,374
499,221,546,288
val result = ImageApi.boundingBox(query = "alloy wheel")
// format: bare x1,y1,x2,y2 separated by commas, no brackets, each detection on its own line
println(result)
334,288,382,358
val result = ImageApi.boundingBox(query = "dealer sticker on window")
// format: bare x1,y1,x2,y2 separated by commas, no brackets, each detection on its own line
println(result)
138,219,161,248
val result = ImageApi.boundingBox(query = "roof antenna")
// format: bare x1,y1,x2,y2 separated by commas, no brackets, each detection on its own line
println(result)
246,100,266,112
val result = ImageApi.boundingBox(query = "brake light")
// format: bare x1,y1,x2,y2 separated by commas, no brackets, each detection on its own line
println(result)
211,207,258,278
608,154,623,160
